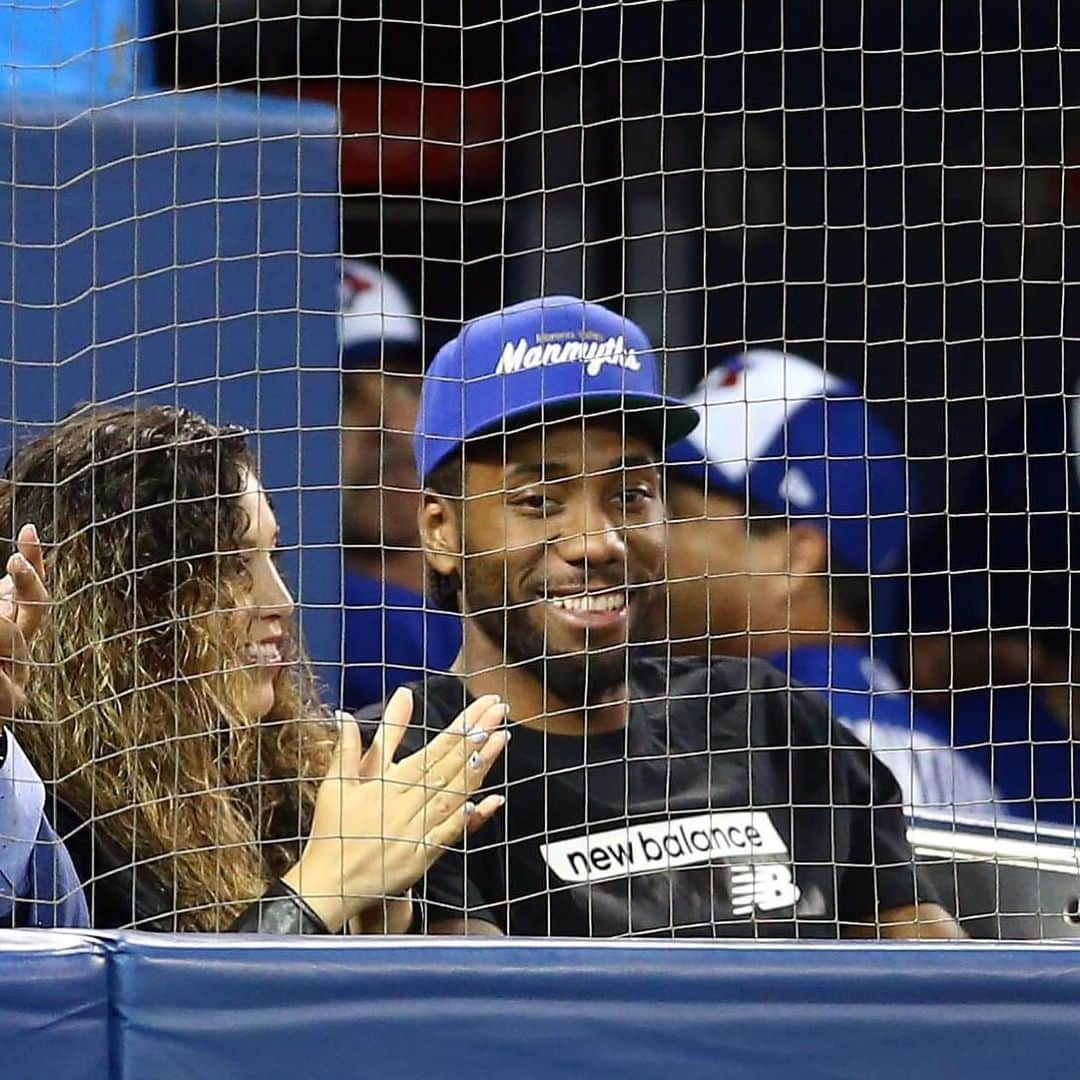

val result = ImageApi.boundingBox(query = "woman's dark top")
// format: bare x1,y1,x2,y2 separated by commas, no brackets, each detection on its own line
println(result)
46,789,329,934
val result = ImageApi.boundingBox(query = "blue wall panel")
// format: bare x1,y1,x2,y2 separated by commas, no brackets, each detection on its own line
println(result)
2,933,1079,1079
0,930,109,1080
0,90,343,700
107,936,1080,1080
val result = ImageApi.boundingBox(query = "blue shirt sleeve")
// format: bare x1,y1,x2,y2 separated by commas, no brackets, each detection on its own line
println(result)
344,573,462,711
23,816,90,929
0,729,89,928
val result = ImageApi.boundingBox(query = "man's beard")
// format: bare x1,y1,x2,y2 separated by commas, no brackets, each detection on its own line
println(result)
463,557,646,709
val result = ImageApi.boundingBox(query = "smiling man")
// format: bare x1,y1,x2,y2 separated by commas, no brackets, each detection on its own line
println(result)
363,296,961,940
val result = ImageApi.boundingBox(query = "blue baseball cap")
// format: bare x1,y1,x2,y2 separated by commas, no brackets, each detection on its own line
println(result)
414,295,699,480
665,349,917,575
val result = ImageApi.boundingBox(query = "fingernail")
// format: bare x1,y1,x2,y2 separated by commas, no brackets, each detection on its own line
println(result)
504,729,512,742
463,801,476,818
7,554,26,574
467,726,489,744
468,751,481,770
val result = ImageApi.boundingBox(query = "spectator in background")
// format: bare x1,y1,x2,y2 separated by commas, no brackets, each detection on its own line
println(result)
0,524,87,928
661,350,998,820
909,390,1080,826
340,260,461,710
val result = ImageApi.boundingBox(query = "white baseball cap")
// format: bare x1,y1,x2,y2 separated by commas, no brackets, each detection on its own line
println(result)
339,258,421,367
665,349,916,575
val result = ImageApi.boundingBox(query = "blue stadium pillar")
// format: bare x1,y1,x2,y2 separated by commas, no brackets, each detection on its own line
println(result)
0,90,343,701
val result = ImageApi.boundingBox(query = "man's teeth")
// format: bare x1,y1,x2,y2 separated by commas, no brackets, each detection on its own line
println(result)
548,594,626,613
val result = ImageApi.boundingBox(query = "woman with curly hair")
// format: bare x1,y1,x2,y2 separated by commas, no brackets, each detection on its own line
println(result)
3,404,507,933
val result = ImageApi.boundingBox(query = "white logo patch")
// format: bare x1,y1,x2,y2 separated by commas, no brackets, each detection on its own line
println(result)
494,335,643,378
729,863,802,914
540,813,802,917
777,466,817,508
540,811,790,883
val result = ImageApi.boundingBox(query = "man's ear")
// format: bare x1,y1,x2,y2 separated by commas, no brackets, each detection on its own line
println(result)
419,492,462,578
787,522,829,580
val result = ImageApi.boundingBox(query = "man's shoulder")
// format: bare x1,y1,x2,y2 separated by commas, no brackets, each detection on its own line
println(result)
631,653,845,758
352,674,467,732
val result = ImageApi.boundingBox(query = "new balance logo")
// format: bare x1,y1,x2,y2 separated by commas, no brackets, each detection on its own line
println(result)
729,863,802,914
494,335,643,377
540,813,801,918
540,812,790,883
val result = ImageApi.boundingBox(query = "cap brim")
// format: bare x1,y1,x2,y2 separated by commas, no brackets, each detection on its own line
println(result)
466,391,700,452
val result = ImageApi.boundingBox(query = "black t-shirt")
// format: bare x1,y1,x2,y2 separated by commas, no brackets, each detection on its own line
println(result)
359,655,937,939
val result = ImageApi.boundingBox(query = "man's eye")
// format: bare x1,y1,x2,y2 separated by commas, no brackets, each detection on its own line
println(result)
515,493,556,514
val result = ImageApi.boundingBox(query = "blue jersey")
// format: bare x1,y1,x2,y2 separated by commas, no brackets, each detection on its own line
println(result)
767,644,998,819
942,686,1079,827
0,730,88,928
343,572,462,711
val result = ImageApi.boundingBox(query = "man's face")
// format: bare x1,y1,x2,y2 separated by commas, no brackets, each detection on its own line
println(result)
662,480,794,657
453,419,665,707
342,367,422,548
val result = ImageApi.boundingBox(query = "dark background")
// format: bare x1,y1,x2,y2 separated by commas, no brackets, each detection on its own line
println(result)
152,0,1080,643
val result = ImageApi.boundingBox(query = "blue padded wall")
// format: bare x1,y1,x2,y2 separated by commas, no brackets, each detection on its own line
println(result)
2,933,1079,1079
0,90,343,701
106,936,1080,1080
0,930,109,1080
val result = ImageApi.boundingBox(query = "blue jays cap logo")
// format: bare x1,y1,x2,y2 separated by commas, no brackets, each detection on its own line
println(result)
717,355,748,388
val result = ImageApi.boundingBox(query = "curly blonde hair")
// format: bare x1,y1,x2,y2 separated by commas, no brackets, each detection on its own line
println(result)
1,405,337,930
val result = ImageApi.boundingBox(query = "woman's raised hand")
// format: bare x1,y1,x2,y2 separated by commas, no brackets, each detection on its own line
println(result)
0,523,47,726
283,687,509,933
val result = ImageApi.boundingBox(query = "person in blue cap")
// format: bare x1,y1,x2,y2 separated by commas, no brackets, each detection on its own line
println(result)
357,297,961,940
661,350,999,820
339,259,461,710
0,524,87,928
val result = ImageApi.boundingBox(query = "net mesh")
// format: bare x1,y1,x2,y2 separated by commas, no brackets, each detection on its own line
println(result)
0,1,1075,940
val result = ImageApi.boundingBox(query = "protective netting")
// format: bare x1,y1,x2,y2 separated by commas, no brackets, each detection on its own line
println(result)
0,2,1077,941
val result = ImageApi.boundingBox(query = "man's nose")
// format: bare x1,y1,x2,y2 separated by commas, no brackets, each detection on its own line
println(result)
555,503,627,570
